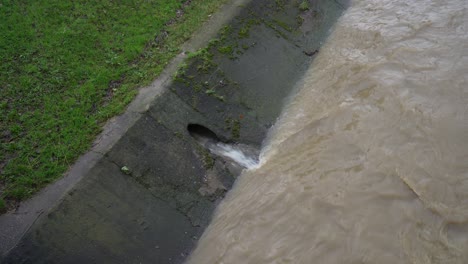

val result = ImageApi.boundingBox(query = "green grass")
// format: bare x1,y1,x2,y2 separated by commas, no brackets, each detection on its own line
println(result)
0,0,226,209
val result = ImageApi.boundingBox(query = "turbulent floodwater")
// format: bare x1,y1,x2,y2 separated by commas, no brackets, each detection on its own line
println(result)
188,0,468,263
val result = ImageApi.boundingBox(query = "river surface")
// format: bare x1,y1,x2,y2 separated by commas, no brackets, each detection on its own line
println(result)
188,0,468,263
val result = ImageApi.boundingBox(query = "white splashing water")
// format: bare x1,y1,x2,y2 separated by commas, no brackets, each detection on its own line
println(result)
208,142,259,169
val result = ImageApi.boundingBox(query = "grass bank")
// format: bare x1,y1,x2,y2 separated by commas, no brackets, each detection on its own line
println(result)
0,0,226,212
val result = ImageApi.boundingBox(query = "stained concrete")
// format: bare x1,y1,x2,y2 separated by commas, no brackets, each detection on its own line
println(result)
0,0,348,263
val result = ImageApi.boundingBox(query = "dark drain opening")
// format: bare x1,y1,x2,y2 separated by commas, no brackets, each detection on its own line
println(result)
187,124,220,143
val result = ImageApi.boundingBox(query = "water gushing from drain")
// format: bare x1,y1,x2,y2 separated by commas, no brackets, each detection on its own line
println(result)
208,142,258,169
187,124,259,169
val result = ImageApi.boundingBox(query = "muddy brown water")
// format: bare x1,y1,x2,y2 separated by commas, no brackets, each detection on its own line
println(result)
188,0,468,263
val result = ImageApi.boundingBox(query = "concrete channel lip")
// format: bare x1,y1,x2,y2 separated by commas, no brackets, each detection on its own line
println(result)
0,0,250,257
0,0,348,262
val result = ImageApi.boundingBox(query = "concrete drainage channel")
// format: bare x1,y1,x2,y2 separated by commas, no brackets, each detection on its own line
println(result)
1,0,347,263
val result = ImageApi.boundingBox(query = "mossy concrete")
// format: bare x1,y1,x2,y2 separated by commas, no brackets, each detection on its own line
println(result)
0,0,348,263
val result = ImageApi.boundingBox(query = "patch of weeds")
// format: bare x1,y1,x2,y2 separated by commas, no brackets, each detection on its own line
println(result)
196,146,215,169
275,0,286,10
299,1,310,11
225,118,241,139
187,48,215,73
231,119,241,139
0,198,5,213
203,86,225,102
193,83,203,92
205,89,216,95
173,62,189,83
219,25,233,41
247,18,262,27
202,152,214,171
207,38,221,49
238,27,250,39
296,15,305,25
174,131,183,139
262,19,290,40
238,18,260,39
273,19,293,32
218,45,234,55
197,62,214,73
187,48,209,59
